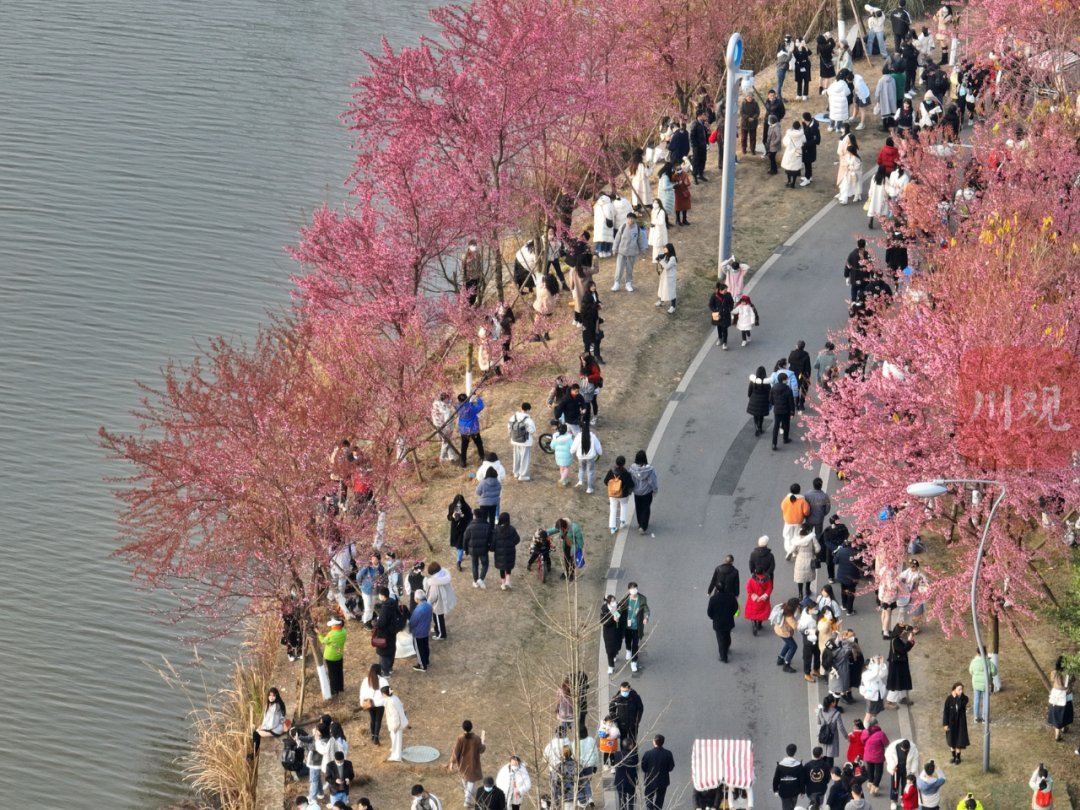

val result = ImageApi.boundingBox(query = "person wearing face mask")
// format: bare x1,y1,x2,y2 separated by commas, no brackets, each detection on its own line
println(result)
602,594,624,674
618,583,650,673
474,776,507,810
609,682,645,747
495,757,532,810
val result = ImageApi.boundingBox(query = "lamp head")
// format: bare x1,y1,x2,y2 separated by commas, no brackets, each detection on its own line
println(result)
906,481,948,499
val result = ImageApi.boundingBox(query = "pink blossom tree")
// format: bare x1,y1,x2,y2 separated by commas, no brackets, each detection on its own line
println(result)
804,110,1080,644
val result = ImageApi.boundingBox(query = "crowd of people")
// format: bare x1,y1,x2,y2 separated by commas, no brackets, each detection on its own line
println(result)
237,5,1077,808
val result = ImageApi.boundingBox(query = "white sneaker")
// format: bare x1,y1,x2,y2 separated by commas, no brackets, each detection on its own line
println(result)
655,299,663,307
666,306,676,314
620,521,627,528
715,338,721,346
722,343,728,350
477,579,486,589
575,480,584,487
625,285,634,292
610,527,617,534
740,340,746,347
856,122,865,130
631,661,639,672
500,583,507,590
519,476,531,482
799,177,811,186
473,580,480,588
610,284,620,291
586,488,594,494
607,666,614,674
626,650,632,661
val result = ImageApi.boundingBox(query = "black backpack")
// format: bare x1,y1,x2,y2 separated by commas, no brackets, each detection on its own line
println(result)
281,738,304,772
818,718,836,746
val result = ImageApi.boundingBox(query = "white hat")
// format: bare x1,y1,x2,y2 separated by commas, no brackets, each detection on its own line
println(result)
327,617,343,626
758,535,769,547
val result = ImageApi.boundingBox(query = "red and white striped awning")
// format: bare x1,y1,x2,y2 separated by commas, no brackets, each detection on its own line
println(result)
691,738,755,790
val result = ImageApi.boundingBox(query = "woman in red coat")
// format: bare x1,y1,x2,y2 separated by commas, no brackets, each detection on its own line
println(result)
744,569,773,635
876,137,900,173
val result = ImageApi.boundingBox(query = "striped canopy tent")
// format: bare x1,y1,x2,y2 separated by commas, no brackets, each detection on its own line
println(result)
690,738,754,790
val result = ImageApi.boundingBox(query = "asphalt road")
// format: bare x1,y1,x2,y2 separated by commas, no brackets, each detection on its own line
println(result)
601,175,920,809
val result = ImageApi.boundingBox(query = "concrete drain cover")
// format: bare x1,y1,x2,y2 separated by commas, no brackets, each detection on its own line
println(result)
403,745,440,763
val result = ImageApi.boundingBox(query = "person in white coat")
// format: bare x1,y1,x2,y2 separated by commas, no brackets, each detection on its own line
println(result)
852,73,871,130
423,561,457,640
837,143,863,205
860,654,889,725
655,243,678,313
780,121,806,187
629,149,653,208
612,195,633,233
382,684,409,762
507,403,537,481
884,738,921,801
593,194,615,258
570,424,603,493
496,756,533,810
731,294,758,346
827,77,851,132
648,199,669,261
865,164,890,228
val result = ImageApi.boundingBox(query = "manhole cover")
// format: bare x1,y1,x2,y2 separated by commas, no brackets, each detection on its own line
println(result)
403,745,441,763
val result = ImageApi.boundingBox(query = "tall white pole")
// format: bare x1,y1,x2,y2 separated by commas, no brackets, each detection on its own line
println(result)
717,33,743,273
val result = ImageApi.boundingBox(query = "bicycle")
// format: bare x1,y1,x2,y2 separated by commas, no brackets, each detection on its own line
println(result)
537,419,560,455
528,531,553,584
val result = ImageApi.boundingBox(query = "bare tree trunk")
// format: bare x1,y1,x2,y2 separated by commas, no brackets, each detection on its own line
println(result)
1002,608,1051,690
390,481,436,552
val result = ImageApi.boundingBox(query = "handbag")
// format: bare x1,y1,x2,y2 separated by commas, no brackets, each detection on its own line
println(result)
575,548,586,569
711,311,720,322
371,634,388,650
361,698,374,710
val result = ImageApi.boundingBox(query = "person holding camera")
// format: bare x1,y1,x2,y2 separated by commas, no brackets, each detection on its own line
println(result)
864,5,886,58
885,624,916,708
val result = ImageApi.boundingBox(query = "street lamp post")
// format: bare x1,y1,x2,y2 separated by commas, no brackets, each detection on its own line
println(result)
717,33,749,272
906,479,1007,774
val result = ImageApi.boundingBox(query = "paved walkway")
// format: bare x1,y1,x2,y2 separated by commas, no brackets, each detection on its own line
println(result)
601,180,920,809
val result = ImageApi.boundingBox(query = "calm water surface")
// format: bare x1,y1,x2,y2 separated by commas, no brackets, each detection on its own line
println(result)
0,0,432,804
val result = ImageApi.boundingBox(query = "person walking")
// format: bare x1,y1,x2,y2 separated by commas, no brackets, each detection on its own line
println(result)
571,420,603,494
770,373,796,450
780,120,805,187
707,579,739,662
805,477,832,539
709,282,735,348
772,743,805,810
580,282,604,362
732,293,759,347
507,403,536,482
619,583,650,673
775,597,800,673
475,777,507,810
747,366,771,436
968,648,997,724
474,467,501,527
448,720,487,808
789,524,820,600
612,739,640,810
609,682,645,746
373,587,400,676
833,536,860,614
943,682,970,764
707,554,741,596
410,590,434,671
749,535,776,582
325,750,356,807
359,663,390,745
816,694,848,771
456,393,486,467
319,617,347,697
601,594,624,674
604,456,635,534
788,340,813,411
745,568,773,636
780,484,811,547
655,243,678,313
804,746,830,808
641,735,676,810
447,495,472,572
611,211,641,292
629,450,659,535
464,508,494,588
495,756,532,810
860,718,889,796
492,512,520,591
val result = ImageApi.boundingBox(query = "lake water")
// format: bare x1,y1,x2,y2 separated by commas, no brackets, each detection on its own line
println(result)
0,1,432,804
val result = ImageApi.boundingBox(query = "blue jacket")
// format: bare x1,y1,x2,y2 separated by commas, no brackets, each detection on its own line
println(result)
409,600,433,638
458,397,484,435
357,563,384,595
771,369,800,397
552,432,574,467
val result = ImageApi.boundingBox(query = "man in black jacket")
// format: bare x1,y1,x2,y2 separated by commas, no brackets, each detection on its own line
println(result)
612,740,639,810
706,582,739,662
640,735,676,810
325,750,356,806
609,682,645,746
799,111,820,185
707,555,740,596
890,0,911,52
844,238,871,301
761,89,786,148
555,384,586,435
464,508,494,588
689,112,710,183
820,515,849,581
803,746,830,808
787,340,812,411
668,122,690,165
771,743,805,810
374,587,400,675
769,374,796,451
